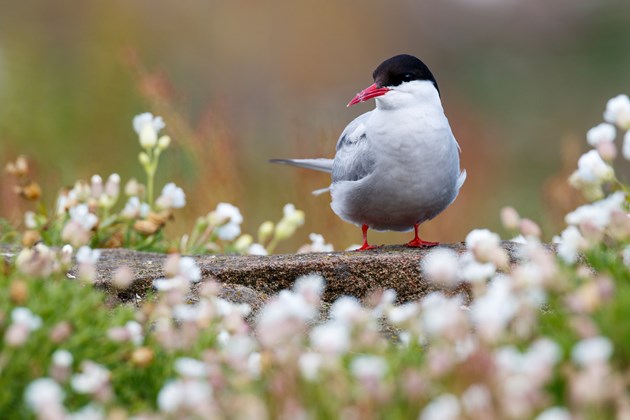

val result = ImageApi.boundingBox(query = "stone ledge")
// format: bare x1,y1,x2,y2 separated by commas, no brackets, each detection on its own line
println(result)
75,241,529,305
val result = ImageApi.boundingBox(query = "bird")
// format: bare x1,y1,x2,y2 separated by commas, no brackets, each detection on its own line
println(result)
271,54,466,251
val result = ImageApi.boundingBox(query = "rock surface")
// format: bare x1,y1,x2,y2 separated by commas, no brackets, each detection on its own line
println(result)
73,242,527,305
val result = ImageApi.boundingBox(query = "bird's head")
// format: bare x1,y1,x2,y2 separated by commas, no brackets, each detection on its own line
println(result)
347,54,440,108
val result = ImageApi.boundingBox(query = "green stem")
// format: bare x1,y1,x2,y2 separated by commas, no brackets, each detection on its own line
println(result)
147,170,155,208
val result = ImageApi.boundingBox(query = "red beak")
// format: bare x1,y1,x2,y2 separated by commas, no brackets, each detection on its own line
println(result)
347,83,390,107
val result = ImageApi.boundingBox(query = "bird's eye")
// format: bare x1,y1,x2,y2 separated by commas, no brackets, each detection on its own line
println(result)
402,74,413,81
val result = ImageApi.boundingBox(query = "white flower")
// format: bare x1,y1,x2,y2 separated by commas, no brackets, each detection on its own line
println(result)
52,349,73,368
421,247,459,286
465,229,505,265
247,243,268,255
68,403,104,420
294,274,325,304
571,336,613,367
421,293,466,338
69,204,98,231
157,379,212,413
178,256,201,282
256,290,317,347
535,407,571,420
603,94,630,129
90,175,103,198
24,377,65,412
461,384,492,415
275,203,305,240
24,211,37,229
153,276,188,292
76,246,101,265
330,296,364,325
461,261,496,283
174,358,208,378
310,322,350,355
71,361,110,394
299,352,323,381
554,226,587,264
120,197,150,219
623,130,630,160
156,183,186,210
387,302,419,325
586,123,616,147
350,355,388,380
12,307,43,331
574,150,615,184
470,276,518,341
298,233,334,253
565,192,625,230
420,394,461,420
211,203,243,241
133,112,165,148
104,173,121,199
125,321,144,346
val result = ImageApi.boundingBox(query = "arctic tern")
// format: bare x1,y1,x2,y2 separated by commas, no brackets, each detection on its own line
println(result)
272,54,466,250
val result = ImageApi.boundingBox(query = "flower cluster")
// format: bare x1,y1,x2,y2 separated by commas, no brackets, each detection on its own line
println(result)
569,94,630,200
7,113,308,254
180,202,308,255
5,96,630,418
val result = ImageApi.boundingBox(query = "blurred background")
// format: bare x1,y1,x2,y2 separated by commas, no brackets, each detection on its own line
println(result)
1,0,630,252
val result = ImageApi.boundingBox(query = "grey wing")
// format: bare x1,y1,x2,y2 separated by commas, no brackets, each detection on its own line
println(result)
332,112,376,183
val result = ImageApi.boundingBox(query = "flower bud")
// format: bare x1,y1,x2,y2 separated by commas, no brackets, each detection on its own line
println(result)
500,207,520,230
112,266,134,290
138,152,151,167
105,173,121,199
519,218,541,238
257,221,274,243
91,175,103,198
157,135,171,150
596,140,617,161
139,125,158,148
234,234,254,253
131,347,154,367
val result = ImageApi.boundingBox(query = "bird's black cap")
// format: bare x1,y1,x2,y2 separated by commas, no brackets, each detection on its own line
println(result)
373,54,439,94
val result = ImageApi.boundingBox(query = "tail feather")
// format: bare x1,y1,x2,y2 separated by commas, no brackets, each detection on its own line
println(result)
270,158,333,173
457,169,467,190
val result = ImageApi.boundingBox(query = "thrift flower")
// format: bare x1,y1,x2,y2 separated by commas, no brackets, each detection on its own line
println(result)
555,226,587,264
421,247,460,287
535,407,572,420
157,379,213,414
299,352,323,381
571,149,614,183
133,112,165,148
71,361,111,397
351,355,388,380
274,203,305,241
420,394,461,420
297,233,334,253
210,203,243,241
603,94,630,129
623,130,630,160
247,243,268,255
571,336,613,367
310,322,350,355
24,378,66,417
586,123,616,147
155,183,186,210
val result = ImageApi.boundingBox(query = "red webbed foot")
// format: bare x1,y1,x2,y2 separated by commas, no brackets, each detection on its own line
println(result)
406,223,439,248
355,224,380,251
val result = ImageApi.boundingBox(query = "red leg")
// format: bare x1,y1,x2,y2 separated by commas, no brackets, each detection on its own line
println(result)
406,223,439,248
356,224,378,251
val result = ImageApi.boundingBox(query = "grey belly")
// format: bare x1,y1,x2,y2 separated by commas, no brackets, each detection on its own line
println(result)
330,170,458,231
